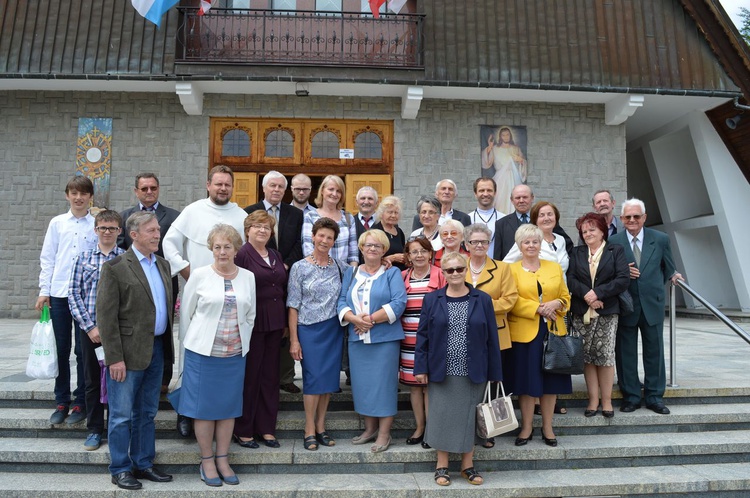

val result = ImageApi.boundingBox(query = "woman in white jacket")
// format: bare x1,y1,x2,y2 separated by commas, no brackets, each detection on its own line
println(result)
169,224,256,487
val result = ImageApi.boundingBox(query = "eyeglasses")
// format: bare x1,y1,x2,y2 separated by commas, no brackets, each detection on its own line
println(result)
467,240,490,247
419,210,438,216
623,215,643,220
442,266,466,275
440,230,459,237
409,249,429,256
362,243,384,250
250,224,271,232
96,226,119,233
291,187,311,192
138,186,158,192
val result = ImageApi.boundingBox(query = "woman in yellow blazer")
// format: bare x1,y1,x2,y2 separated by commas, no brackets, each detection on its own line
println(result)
507,224,571,448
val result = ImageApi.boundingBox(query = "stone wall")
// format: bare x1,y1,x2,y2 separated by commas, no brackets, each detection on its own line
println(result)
0,91,625,317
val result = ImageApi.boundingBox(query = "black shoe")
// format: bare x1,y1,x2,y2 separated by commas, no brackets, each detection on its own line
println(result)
280,382,301,394
177,415,192,438
232,434,259,449
406,433,424,445
111,471,142,490
541,431,558,447
602,410,615,418
584,409,598,417
646,402,670,415
421,441,431,449
514,431,533,446
259,436,281,448
134,467,173,483
620,402,641,413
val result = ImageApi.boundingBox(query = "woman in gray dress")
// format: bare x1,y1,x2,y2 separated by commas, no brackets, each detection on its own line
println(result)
414,252,502,487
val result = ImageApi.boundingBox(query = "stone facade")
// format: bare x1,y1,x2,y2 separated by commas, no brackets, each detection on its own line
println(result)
0,91,625,317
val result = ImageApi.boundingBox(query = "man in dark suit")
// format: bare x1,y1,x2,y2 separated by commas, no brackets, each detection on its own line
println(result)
493,184,572,259
411,179,471,231
97,211,175,490
117,173,183,433
609,198,683,415
245,171,303,393
352,186,379,264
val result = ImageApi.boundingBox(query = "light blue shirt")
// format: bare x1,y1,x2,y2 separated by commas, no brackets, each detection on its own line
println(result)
131,245,168,336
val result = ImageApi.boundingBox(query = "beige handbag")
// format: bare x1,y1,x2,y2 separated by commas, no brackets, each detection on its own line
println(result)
476,381,519,438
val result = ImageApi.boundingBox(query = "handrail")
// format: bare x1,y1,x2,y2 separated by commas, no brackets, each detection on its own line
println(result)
667,280,750,387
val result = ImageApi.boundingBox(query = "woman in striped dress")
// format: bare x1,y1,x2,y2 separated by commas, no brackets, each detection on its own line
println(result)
400,237,446,447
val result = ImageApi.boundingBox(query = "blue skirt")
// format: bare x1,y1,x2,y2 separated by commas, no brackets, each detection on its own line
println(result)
348,339,400,417
507,319,572,397
168,349,246,420
299,316,344,395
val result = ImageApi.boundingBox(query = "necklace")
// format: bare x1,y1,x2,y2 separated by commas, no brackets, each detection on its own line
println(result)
310,255,332,270
469,259,486,275
212,264,238,278
422,227,437,240
410,267,430,280
521,261,540,273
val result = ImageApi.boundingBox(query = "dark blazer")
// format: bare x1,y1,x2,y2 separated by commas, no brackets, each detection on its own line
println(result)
352,213,371,264
244,202,303,268
96,249,175,370
118,203,181,302
567,243,630,316
493,211,573,260
235,244,288,332
117,203,180,256
411,209,472,232
414,284,503,384
609,228,677,327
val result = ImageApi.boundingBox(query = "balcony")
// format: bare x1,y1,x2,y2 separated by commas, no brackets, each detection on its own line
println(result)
176,8,424,69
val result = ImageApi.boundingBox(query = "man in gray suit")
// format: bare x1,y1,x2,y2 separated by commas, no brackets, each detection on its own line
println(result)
98,212,175,490
609,198,683,415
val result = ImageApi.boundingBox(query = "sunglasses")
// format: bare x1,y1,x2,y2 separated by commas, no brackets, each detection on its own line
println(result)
623,215,643,220
442,266,466,275
139,186,158,192
440,230,459,237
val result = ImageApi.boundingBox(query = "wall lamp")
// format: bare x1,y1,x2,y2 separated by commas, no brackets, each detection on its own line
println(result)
726,114,742,129
295,83,309,97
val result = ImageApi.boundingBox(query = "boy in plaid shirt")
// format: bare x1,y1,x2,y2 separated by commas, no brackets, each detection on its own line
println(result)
68,210,125,450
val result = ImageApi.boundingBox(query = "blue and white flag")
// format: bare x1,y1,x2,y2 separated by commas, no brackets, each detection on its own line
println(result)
131,0,179,27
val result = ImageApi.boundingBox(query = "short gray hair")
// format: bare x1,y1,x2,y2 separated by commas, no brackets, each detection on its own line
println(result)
416,195,441,213
435,179,457,193
621,198,646,215
356,186,379,203
376,195,402,219
440,219,465,235
126,211,156,234
262,170,288,189
464,223,491,241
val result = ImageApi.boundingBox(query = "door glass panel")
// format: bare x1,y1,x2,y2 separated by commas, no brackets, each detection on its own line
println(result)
265,130,294,158
354,131,382,159
311,130,340,158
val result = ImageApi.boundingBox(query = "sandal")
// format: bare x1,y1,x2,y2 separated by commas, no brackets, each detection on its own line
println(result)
461,467,484,485
482,437,495,448
303,435,318,451
315,431,335,447
434,467,451,486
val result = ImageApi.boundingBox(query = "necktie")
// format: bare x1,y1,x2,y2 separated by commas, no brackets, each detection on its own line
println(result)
632,236,641,266
270,205,279,247
363,217,371,230
521,213,529,224
141,205,155,212
611,224,617,236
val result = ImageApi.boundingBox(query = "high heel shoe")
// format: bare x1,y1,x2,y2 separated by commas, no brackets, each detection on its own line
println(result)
215,454,239,485
199,455,222,487
406,433,424,445
514,430,533,446
541,431,558,447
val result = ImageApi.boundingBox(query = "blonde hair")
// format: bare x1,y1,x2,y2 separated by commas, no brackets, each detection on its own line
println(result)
207,224,243,252
314,175,346,210
441,251,468,268
514,224,543,247
358,229,390,253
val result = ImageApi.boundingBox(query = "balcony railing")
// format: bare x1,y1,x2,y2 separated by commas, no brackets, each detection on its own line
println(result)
176,8,424,69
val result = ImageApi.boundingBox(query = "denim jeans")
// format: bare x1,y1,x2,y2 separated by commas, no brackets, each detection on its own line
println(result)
49,296,85,407
106,337,164,475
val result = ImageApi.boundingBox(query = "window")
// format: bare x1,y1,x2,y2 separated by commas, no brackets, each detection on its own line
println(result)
311,130,340,158
265,129,294,158
217,0,250,9
354,131,383,159
222,129,251,157
360,0,385,16
272,0,296,12
316,0,341,15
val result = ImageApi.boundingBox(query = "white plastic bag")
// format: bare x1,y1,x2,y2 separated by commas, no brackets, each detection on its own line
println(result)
26,305,58,379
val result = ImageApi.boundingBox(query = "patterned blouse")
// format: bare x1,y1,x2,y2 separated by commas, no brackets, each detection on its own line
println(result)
445,294,470,376
211,279,242,358
287,257,349,325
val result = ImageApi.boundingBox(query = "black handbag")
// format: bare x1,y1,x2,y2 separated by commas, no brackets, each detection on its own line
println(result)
542,320,584,375
618,289,634,316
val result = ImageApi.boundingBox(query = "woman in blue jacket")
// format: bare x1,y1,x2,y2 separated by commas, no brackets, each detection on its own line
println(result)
338,229,407,454
414,252,503,487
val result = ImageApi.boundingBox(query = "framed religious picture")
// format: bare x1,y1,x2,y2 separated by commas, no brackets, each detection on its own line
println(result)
480,125,527,214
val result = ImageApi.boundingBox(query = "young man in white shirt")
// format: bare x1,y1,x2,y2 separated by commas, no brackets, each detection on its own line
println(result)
468,177,505,249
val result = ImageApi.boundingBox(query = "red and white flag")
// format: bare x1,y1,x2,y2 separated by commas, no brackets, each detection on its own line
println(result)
388,0,407,14
369,0,386,18
198,0,212,16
